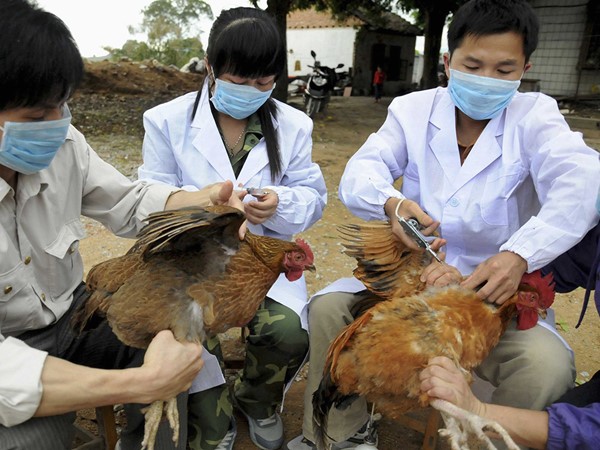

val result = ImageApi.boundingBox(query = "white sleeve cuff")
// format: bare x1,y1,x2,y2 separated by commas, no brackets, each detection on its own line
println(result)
0,337,48,426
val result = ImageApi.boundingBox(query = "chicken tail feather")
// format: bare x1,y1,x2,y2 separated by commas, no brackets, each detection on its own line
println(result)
312,294,378,449
312,365,358,450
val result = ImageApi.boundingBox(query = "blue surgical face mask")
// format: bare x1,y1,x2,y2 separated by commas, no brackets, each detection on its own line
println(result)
0,106,71,174
448,69,521,120
210,78,274,120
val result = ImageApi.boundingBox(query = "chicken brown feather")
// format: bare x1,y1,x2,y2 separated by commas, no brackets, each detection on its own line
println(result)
313,221,554,449
73,205,315,450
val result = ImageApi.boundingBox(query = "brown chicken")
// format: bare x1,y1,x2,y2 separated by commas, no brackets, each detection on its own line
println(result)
73,205,315,450
313,221,554,450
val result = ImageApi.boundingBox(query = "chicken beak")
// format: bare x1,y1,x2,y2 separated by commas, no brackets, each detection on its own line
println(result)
306,264,316,273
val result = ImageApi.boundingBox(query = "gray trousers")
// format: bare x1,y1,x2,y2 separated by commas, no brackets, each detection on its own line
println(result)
301,290,575,443
0,284,187,450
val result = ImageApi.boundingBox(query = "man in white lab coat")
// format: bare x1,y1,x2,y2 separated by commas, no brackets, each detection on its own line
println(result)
287,0,600,449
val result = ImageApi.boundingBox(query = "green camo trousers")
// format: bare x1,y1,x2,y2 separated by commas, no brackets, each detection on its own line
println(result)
188,297,309,450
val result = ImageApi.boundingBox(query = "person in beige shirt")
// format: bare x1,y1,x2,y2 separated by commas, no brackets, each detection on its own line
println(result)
0,2,242,448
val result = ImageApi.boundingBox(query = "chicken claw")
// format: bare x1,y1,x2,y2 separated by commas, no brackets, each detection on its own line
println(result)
164,397,180,445
431,399,519,450
141,400,163,450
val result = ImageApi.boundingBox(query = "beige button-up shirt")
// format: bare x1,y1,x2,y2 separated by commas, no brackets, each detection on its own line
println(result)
0,125,177,426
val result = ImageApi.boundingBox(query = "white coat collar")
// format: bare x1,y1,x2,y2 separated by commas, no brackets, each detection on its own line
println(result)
189,79,279,185
429,89,505,195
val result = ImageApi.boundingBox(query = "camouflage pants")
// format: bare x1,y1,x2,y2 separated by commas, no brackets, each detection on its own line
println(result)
188,297,309,450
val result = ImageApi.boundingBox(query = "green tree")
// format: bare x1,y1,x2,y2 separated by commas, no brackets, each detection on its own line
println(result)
396,0,467,88
107,0,212,67
133,0,213,50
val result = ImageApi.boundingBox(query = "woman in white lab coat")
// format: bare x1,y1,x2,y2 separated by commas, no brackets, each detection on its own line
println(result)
137,7,326,450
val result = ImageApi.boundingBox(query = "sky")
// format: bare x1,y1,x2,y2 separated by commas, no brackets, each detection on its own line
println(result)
36,0,430,58
36,0,266,58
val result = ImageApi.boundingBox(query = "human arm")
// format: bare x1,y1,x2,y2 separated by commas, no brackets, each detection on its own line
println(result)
77,133,243,235
384,196,464,286
165,180,245,212
541,219,600,293
36,331,202,417
0,330,202,426
255,115,327,235
137,104,192,190
466,96,599,303
497,96,599,274
420,356,549,449
339,97,410,221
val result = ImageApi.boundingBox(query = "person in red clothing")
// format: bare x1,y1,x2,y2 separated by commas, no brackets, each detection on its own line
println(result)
372,66,385,102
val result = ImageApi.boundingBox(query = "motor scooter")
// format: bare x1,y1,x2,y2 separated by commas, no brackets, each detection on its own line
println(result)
304,50,344,118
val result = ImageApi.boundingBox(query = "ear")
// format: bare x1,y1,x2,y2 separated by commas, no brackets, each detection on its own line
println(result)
443,53,451,80
524,61,532,73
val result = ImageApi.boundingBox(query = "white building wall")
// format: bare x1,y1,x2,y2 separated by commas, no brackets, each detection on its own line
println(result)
286,28,357,77
526,0,593,96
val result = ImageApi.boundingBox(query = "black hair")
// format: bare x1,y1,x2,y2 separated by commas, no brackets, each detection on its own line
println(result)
0,0,84,111
448,0,539,62
193,7,285,179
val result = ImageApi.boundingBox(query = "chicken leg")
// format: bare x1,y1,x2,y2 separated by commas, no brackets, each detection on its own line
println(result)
141,397,180,450
431,399,519,450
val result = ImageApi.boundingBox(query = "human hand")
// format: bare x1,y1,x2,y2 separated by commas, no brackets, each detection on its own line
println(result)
243,188,278,225
137,330,203,403
208,181,248,238
164,180,246,213
208,180,246,210
419,356,484,416
420,253,463,287
460,251,527,304
384,197,446,252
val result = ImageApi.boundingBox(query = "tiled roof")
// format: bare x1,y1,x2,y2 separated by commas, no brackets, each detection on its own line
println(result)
287,9,363,29
287,8,422,35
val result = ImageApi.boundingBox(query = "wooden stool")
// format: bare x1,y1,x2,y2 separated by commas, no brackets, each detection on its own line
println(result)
396,408,442,450
73,406,118,450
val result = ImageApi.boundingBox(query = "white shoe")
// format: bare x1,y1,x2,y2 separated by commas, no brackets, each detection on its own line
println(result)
215,418,237,450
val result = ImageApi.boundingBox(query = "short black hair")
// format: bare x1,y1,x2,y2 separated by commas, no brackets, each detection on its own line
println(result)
0,0,84,110
448,0,539,62
206,7,286,80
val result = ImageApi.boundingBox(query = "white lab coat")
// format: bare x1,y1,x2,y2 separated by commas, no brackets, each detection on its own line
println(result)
339,87,600,275
138,80,327,330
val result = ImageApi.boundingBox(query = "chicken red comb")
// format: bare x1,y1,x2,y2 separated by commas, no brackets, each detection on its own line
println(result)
516,270,556,330
520,270,555,309
295,238,314,263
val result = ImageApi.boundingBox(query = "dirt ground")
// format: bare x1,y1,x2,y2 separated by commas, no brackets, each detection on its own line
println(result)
72,60,599,449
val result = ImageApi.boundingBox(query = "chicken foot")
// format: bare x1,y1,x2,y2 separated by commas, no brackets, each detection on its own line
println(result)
431,399,519,450
165,396,180,445
141,397,180,450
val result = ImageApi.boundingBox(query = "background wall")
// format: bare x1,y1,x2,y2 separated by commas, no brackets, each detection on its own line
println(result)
286,28,357,77
526,0,599,97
